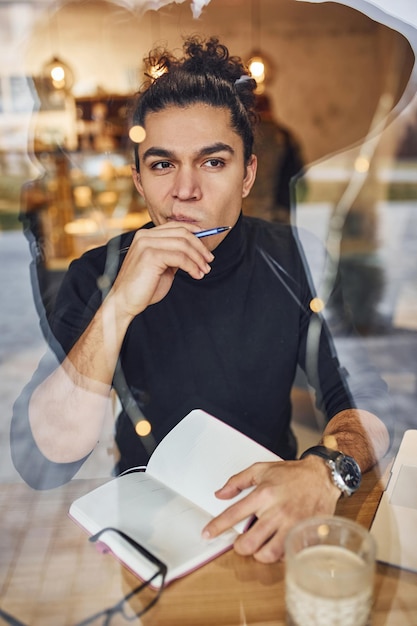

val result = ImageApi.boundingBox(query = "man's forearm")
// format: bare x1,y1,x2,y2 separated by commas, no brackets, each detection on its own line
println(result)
28,294,134,463
319,408,390,472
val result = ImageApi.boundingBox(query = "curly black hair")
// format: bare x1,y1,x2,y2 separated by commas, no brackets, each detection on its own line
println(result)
132,36,258,166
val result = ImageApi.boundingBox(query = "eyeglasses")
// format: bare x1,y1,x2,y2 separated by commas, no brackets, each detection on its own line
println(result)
0,608,28,626
75,526,167,625
0,527,166,626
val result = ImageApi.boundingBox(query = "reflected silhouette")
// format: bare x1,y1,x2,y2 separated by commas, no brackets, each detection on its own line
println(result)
243,93,305,224
2,2,417,625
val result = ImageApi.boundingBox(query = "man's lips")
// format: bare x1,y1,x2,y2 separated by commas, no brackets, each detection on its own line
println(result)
166,217,198,224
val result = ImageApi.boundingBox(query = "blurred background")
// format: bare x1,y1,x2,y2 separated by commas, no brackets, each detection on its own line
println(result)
0,0,416,481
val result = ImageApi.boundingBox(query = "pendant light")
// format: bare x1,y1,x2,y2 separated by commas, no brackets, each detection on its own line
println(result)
42,56,74,92
247,0,273,94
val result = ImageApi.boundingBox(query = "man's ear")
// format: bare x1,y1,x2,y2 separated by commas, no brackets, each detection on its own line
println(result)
131,165,144,197
242,154,257,198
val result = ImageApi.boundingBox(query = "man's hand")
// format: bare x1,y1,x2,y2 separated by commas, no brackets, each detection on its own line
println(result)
27,223,214,464
202,409,389,563
202,456,341,563
110,223,214,319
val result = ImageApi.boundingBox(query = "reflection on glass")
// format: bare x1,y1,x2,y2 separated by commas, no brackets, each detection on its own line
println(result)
0,2,417,625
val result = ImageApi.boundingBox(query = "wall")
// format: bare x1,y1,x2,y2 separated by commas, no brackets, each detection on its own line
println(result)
0,0,414,164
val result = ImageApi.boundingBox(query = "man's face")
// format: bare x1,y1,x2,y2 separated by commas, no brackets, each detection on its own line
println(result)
133,103,257,250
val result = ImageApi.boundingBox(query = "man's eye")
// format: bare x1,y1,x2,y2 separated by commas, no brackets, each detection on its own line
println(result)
152,161,172,170
205,158,224,168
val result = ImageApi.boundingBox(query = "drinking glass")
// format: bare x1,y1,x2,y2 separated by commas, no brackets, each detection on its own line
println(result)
285,516,376,626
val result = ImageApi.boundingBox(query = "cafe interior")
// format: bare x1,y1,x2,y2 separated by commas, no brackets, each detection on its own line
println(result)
0,0,417,624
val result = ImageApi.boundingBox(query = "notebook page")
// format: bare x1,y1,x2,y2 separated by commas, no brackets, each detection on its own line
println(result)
69,471,237,586
146,409,281,529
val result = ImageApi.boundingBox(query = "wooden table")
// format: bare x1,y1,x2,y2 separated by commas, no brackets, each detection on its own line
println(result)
1,462,416,626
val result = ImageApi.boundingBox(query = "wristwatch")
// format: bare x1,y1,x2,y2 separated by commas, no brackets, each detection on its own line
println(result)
300,445,362,497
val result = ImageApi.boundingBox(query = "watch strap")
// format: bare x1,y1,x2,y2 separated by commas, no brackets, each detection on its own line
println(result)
300,445,341,462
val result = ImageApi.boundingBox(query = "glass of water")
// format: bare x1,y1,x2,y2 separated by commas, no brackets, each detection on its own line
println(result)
285,516,376,626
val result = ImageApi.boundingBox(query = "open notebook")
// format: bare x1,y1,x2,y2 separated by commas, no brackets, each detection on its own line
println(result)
370,429,417,572
70,409,281,588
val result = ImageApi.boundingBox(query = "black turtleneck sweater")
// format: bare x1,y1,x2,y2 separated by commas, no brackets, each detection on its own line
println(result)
11,214,388,487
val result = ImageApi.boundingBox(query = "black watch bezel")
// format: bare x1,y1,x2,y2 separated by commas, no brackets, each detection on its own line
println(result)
333,454,362,494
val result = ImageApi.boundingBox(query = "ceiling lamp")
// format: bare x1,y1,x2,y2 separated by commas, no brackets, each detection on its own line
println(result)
42,56,74,91
247,0,273,94
248,55,266,84
247,52,272,94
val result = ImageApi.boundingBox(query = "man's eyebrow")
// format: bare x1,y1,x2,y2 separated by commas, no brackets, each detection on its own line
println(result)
141,142,235,162
142,147,175,162
198,142,235,158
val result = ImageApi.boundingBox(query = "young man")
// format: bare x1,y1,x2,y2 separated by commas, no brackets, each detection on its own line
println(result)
11,36,390,563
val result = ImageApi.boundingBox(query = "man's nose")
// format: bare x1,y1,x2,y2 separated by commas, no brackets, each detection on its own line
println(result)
171,167,202,201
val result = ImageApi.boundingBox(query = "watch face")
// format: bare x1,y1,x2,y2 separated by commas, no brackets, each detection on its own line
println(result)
337,456,362,492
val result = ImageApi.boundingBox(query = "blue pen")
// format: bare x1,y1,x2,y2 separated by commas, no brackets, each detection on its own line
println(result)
195,226,231,238
119,226,231,254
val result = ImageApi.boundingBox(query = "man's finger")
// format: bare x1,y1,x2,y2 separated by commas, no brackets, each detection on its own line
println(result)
202,489,259,539
214,462,268,498
234,510,293,563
